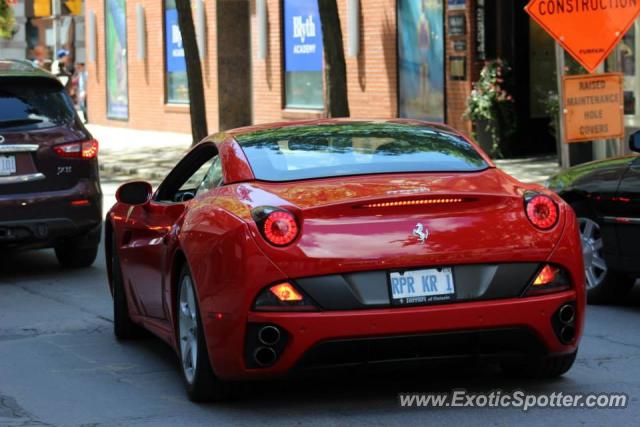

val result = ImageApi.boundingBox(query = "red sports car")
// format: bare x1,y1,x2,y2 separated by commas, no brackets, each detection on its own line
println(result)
106,120,585,401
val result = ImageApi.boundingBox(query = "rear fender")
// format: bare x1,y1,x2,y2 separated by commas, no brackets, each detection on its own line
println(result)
176,207,289,374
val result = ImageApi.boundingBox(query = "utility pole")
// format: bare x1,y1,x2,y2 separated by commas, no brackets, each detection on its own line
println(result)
52,0,61,54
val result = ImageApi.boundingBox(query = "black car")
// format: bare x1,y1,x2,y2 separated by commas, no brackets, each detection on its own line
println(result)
0,59,102,267
547,132,640,303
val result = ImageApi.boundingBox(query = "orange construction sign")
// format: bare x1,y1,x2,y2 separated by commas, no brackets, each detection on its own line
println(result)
525,0,640,73
563,73,624,142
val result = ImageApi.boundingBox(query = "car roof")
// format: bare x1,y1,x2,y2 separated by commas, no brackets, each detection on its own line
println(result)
0,59,61,82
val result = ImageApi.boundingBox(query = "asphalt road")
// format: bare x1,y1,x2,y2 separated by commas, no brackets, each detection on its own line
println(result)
1,183,639,426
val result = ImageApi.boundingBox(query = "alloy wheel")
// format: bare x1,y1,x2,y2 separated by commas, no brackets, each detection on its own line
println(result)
179,275,198,384
578,217,607,289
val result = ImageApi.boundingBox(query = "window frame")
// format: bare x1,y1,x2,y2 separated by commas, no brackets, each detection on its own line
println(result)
154,142,219,203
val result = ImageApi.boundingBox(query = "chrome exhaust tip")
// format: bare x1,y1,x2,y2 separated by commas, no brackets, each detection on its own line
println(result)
253,346,278,367
558,304,576,325
560,325,576,344
258,325,281,346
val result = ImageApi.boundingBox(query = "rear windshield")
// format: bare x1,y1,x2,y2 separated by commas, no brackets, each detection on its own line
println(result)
236,123,489,182
0,78,76,131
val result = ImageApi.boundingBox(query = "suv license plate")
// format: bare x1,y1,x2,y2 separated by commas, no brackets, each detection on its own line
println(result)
0,156,16,176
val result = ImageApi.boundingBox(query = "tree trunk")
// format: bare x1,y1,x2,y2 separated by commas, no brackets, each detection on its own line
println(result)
175,0,208,145
318,0,350,118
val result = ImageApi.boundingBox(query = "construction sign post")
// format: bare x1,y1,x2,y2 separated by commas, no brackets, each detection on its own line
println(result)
525,0,640,73
563,73,624,143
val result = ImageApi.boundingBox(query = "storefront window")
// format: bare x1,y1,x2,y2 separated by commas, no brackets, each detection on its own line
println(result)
398,0,445,122
165,0,189,104
283,0,324,110
105,0,129,119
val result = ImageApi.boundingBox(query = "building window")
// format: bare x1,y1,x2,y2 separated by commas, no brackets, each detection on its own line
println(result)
105,0,129,119
283,0,324,110
397,0,445,122
165,0,189,104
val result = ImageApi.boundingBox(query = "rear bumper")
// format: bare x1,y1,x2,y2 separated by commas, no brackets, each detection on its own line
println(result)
199,202,585,381
0,179,102,248
209,291,582,380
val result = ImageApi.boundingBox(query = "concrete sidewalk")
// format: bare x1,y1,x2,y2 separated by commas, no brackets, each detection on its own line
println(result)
92,124,561,186
90,124,192,185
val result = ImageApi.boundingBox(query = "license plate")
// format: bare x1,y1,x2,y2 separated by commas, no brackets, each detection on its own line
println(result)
0,156,16,176
389,267,455,305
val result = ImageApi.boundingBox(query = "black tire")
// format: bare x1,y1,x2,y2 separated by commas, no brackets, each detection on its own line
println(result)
501,351,577,379
587,270,636,305
177,265,237,402
55,240,99,268
110,232,145,340
571,204,635,304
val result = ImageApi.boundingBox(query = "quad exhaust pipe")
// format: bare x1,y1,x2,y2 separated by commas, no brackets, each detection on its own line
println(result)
253,346,278,367
555,303,577,344
558,304,575,325
258,325,281,346
560,325,576,344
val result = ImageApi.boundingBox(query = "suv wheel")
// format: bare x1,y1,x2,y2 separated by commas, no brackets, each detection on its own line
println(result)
576,215,634,304
55,240,99,268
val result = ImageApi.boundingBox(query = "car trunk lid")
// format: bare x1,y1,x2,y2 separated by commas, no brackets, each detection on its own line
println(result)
228,169,565,278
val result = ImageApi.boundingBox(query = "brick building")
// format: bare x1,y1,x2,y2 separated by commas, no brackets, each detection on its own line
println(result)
83,0,491,138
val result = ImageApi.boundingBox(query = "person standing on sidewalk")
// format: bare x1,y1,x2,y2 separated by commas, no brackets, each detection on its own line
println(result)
73,62,88,123
51,49,72,89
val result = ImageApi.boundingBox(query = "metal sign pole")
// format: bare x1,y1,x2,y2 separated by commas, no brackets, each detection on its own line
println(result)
593,63,608,161
52,0,61,55
555,42,570,168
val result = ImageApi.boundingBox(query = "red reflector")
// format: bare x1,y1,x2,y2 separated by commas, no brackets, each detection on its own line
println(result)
269,282,304,302
526,195,559,230
263,211,299,246
53,139,99,159
533,265,558,286
70,199,90,206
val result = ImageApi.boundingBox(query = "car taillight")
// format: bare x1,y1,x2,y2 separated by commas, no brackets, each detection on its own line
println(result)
251,207,300,247
253,282,318,312
524,264,571,296
53,139,99,159
525,193,559,230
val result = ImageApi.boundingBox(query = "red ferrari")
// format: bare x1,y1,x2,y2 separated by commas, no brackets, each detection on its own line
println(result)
106,120,585,401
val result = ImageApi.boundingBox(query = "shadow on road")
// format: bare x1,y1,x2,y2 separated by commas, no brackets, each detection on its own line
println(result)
0,246,104,283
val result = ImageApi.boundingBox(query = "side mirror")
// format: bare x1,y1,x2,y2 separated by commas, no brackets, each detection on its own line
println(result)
629,131,640,153
116,181,152,206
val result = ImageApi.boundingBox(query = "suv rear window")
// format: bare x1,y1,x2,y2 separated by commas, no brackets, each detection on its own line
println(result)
0,78,76,131
236,123,489,182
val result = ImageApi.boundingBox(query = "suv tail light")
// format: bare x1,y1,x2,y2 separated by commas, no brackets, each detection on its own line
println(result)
525,193,559,230
251,207,300,247
53,139,99,159
524,264,571,296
